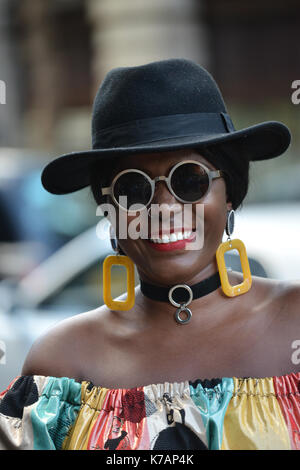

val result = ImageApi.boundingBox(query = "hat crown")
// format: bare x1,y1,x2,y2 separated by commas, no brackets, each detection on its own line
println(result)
92,59,227,133
41,57,291,196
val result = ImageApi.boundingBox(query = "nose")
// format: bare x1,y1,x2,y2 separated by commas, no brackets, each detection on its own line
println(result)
149,179,182,221
152,178,175,204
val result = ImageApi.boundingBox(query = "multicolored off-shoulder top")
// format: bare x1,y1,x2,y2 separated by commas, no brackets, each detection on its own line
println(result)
0,373,299,450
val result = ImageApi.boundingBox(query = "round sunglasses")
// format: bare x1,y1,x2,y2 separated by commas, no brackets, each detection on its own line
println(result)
101,160,224,212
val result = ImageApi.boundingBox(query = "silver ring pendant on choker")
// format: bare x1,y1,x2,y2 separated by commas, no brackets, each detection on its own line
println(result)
140,272,221,325
168,284,193,324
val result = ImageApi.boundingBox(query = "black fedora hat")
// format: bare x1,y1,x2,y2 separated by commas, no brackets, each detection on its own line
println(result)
41,58,291,195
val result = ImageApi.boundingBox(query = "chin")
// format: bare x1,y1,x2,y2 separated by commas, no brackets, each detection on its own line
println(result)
139,260,202,286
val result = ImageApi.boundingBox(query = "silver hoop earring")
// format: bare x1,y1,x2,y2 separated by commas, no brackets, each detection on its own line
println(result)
225,209,235,239
110,235,118,253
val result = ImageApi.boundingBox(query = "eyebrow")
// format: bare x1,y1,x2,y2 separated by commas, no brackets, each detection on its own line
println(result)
114,158,215,177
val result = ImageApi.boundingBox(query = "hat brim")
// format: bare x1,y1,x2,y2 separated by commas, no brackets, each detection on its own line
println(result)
41,121,291,195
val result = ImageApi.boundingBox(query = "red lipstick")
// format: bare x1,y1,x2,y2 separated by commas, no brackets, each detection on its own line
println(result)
146,231,196,251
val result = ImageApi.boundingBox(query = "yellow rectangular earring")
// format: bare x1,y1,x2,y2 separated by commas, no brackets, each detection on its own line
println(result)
103,254,135,310
216,210,252,297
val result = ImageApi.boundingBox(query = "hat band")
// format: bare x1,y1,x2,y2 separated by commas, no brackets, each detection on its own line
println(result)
92,112,235,149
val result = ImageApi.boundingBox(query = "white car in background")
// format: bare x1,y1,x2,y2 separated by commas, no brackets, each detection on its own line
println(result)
0,202,299,390
235,202,300,281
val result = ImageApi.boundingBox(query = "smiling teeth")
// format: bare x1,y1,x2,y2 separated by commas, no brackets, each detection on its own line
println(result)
150,231,192,243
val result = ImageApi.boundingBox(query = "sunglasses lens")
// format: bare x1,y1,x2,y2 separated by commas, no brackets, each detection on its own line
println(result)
171,162,209,202
113,171,152,209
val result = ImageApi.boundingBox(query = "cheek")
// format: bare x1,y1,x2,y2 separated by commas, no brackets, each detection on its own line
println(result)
114,211,146,258
205,206,227,240
196,184,228,244
193,205,226,250
115,211,143,237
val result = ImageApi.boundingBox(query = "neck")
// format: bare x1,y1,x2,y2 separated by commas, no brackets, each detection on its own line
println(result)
138,259,220,288
136,260,226,324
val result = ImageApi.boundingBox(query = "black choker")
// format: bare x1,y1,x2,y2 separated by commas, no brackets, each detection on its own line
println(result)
140,272,221,325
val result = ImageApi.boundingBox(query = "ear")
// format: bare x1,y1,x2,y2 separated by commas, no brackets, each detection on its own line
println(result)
226,201,233,211
109,223,126,255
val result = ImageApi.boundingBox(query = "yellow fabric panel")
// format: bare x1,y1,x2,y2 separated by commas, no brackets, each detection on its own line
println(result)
221,377,291,450
63,382,109,450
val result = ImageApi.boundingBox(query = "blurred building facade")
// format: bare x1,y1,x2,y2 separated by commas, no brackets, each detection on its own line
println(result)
0,0,23,146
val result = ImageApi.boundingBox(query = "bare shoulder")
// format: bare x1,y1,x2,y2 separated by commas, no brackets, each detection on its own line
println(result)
231,271,300,332
254,275,300,348
279,278,300,302
265,278,300,373
21,304,111,379
275,278,300,322
232,271,300,309
228,273,300,375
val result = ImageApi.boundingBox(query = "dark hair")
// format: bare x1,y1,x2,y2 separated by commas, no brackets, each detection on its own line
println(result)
89,146,250,211
198,145,250,210
90,159,115,207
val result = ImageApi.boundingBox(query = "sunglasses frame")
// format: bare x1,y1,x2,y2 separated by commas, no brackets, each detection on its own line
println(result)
101,160,224,213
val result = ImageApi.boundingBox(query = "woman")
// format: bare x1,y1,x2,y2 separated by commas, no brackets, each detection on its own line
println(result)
0,59,299,450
